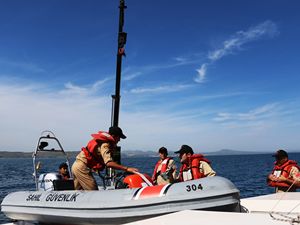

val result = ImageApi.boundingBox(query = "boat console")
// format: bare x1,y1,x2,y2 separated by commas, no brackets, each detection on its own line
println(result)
38,173,74,191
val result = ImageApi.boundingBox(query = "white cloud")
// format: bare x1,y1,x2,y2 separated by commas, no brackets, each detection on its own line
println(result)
0,81,112,151
0,81,211,152
0,58,46,73
62,82,88,95
0,78,299,153
194,63,208,83
208,20,278,61
195,20,279,83
213,103,279,122
129,84,190,94
174,57,188,63
123,72,142,81
91,78,112,90
58,78,111,96
121,54,202,83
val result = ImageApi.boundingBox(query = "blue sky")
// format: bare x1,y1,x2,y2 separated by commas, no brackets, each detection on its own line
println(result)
0,0,300,153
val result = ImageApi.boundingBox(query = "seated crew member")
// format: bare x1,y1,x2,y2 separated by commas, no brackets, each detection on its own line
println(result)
152,147,176,185
267,149,300,192
175,145,216,182
58,162,70,180
71,126,139,190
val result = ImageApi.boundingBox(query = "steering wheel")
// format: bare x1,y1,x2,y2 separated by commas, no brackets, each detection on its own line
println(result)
114,171,131,189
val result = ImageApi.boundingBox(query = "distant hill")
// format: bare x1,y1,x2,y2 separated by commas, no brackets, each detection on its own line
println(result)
0,149,260,158
122,150,157,158
121,149,269,157
205,149,268,156
0,150,157,159
206,149,300,156
0,151,78,158
0,151,32,158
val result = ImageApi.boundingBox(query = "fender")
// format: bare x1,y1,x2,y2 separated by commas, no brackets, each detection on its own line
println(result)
124,174,154,188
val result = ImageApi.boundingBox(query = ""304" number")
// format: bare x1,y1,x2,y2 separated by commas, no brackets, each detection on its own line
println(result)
186,184,203,192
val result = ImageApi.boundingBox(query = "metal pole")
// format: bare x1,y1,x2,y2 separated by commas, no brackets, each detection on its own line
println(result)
109,0,127,185
112,0,127,128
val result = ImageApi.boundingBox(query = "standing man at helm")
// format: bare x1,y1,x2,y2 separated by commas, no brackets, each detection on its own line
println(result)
267,149,300,192
175,145,216,181
72,126,138,190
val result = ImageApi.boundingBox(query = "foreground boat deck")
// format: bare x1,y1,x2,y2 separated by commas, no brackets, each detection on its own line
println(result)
125,209,290,225
125,193,300,225
241,192,300,214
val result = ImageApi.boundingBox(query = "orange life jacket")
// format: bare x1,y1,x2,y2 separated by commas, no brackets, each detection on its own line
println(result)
179,154,211,181
81,131,115,170
152,157,172,182
267,160,300,188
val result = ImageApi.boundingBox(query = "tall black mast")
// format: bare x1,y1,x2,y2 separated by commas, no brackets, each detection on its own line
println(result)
112,0,127,128
110,0,127,169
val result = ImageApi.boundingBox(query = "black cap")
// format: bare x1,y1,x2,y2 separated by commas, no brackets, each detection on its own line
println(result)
272,149,288,159
109,126,126,139
59,162,68,169
174,145,194,155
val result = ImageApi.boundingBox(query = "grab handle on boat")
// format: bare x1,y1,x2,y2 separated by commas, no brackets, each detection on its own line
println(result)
132,171,153,186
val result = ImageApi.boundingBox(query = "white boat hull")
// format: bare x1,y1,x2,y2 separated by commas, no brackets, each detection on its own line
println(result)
1,176,240,225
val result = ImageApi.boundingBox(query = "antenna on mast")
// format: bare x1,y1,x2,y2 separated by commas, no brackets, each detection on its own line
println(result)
110,0,127,170
111,0,127,129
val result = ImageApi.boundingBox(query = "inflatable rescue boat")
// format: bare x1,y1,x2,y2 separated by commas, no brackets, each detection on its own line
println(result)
1,131,241,225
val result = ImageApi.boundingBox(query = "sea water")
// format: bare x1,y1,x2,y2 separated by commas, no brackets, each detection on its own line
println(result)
1,153,300,223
